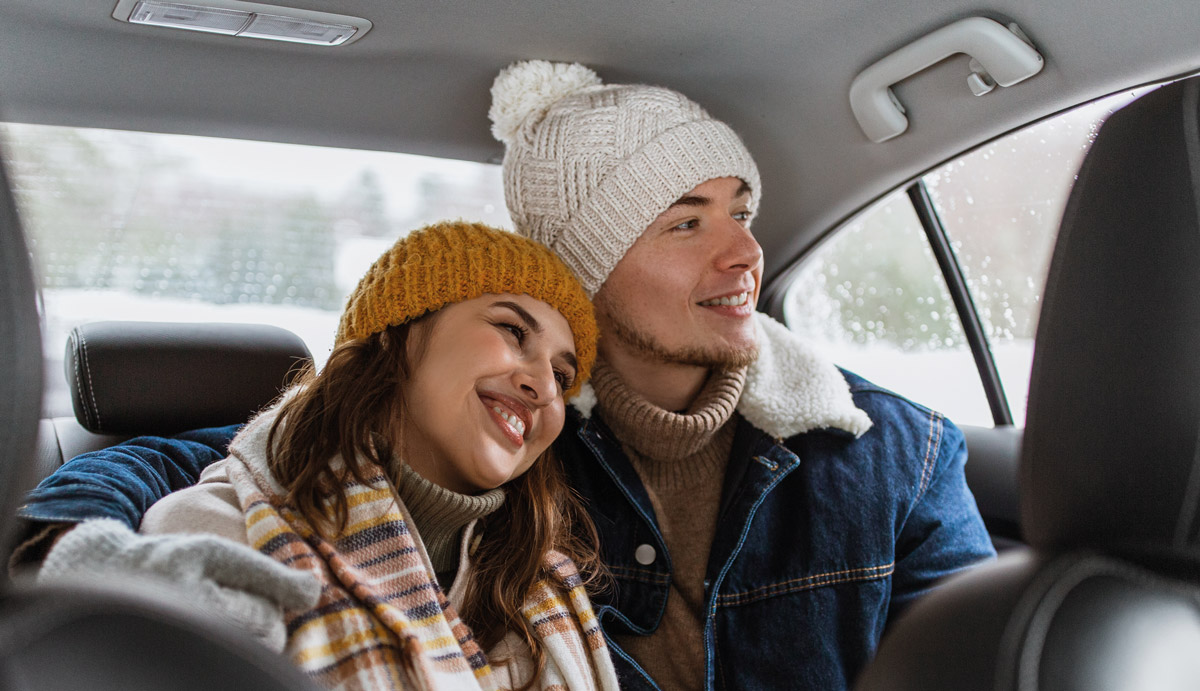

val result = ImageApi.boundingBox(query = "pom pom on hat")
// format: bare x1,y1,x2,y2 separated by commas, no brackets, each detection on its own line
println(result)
489,60,601,145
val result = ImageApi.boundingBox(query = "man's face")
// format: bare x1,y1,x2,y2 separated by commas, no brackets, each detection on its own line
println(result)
594,176,763,369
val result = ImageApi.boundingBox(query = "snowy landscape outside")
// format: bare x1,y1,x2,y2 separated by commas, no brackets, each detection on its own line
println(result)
2,124,511,417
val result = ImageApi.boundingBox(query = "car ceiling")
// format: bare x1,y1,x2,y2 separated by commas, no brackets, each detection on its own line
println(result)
1,0,1199,288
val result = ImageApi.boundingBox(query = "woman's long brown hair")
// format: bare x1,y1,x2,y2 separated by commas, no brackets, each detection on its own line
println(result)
265,319,605,681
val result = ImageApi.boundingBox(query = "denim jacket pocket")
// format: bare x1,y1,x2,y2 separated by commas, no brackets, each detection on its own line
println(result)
710,559,894,691
714,561,894,607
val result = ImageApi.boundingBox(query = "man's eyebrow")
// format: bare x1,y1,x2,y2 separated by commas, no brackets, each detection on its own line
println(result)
669,193,710,209
492,300,541,332
667,181,754,209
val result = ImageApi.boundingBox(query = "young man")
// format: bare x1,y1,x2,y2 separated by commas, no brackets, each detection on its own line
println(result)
485,61,993,690
15,61,994,690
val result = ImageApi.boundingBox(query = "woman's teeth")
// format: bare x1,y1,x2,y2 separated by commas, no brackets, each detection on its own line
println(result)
699,292,750,307
492,406,525,436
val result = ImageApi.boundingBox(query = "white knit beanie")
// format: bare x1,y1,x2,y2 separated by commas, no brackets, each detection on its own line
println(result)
489,60,761,297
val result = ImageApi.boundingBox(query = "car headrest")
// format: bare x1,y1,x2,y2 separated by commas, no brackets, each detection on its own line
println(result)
1021,76,1200,567
66,321,313,436
0,153,43,587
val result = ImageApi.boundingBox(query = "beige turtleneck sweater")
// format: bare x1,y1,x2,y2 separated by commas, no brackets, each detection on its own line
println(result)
591,360,746,691
395,463,506,583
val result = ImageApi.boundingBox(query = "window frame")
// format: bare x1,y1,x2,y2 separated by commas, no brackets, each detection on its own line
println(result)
766,177,1014,428
906,181,1013,426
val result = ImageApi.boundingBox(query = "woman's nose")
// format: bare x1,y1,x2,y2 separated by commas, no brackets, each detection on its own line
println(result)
515,358,557,403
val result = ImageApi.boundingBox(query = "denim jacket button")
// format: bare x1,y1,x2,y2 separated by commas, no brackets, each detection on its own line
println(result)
634,543,656,565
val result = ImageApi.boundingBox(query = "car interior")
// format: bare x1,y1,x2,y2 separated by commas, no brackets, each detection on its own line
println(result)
858,71,1200,691
2,0,1200,687
0,127,321,691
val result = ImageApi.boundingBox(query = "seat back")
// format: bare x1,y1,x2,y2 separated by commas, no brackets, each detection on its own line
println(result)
1019,77,1200,564
0,122,44,591
856,76,1200,690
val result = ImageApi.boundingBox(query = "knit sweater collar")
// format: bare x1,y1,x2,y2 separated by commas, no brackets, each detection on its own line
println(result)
591,358,744,489
572,312,874,439
395,463,505,576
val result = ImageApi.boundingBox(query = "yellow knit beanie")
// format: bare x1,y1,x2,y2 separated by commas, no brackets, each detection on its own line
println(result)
336,221,597,396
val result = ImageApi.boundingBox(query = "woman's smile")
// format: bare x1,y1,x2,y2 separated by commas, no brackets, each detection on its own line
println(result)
479,391,530,447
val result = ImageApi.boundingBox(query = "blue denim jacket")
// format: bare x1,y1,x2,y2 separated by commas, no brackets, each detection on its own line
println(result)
562,369,995,690
16,425,240,529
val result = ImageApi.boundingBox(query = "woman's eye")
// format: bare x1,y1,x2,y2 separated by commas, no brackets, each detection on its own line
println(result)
733,210,752,222
498,321,527,343
554,370,575,391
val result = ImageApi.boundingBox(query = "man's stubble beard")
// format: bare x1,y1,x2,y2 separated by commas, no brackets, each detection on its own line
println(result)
601,308,759,371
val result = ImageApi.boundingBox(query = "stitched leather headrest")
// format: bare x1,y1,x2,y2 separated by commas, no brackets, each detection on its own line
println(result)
1021,77,1200,565
66,321,312,435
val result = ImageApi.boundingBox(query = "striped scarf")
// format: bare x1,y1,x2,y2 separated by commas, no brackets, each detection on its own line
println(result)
222,400,619,691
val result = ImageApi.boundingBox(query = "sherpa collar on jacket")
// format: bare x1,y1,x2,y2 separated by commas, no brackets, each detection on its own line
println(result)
569,312,873,440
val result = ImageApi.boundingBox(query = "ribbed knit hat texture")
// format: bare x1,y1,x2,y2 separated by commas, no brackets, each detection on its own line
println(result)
489,60,761,297
335,221,597,395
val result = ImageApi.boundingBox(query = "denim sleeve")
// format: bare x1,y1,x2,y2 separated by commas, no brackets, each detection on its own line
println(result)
887,417,996,622
15,424,241,530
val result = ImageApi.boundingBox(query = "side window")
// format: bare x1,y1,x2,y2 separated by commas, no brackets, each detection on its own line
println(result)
782,91,1144,427
784,190,990,425
920,99,1118,425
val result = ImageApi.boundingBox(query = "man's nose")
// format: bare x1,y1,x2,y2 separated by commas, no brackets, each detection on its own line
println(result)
717,217,763,272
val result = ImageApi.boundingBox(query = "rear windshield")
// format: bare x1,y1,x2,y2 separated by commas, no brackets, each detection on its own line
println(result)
0,123,510,417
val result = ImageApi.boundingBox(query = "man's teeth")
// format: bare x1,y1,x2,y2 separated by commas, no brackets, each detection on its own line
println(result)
699,292,750,307
492,406,525,436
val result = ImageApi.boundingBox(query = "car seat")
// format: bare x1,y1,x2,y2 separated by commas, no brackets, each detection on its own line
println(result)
0,150,321,690
855,76,1200,690
30,318,312,480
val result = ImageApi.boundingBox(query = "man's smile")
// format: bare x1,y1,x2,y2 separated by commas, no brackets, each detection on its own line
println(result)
697,291,752,307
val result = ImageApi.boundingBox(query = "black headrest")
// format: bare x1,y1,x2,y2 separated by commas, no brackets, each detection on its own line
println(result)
1021,77,1200,566
66,321,312,435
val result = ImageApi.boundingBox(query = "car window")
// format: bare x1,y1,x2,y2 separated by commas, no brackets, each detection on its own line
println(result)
919,97,1132,426
0,123,510,417
782,90,1146,427
784,189,991,424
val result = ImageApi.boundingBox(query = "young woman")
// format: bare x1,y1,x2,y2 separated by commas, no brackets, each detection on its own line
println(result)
131,221,616,690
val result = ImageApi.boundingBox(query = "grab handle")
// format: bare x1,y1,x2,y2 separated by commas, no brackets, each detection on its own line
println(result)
850,17,1044,143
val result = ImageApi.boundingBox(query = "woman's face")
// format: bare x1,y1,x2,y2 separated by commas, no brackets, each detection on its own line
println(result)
400,293,579,494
